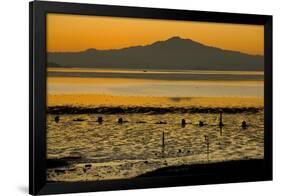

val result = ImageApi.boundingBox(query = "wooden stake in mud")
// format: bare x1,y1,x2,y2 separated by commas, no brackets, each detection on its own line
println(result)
219,112,224,136
162,131,165,158
219,112,224,127
204,135,210,162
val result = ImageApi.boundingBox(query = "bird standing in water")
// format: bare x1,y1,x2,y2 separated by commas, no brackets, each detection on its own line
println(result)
118,118,123,124
97,116,103,124
181,119,186,127
241,121,248,129
54,116,60,123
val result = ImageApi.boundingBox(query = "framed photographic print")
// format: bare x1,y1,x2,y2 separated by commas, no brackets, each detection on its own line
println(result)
29,1,272,195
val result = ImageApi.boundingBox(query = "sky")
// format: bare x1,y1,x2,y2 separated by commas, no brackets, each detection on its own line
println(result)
47,13,264,55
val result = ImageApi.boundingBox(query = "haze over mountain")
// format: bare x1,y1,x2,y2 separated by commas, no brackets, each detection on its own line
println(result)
48,36,263,71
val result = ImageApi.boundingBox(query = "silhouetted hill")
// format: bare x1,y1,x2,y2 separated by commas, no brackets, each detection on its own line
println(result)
48,36,263,71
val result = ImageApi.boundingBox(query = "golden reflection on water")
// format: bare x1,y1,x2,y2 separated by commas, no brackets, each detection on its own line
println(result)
48,76,160,84
48,94,263,108
47,76,263,107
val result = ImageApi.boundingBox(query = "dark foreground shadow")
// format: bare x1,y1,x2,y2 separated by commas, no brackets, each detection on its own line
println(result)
47,155,83,169
137,159,264,178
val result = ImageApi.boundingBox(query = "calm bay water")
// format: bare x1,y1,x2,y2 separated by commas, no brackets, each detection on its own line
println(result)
47,68,264,97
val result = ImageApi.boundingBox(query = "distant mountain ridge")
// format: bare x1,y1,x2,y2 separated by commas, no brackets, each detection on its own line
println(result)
48,36,264,71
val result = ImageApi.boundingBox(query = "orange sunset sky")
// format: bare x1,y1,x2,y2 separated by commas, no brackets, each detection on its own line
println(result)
47,13,264,55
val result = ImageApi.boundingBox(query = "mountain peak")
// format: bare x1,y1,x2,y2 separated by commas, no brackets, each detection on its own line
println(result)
167,36,183,41
85,48,98,52
164,36,194,44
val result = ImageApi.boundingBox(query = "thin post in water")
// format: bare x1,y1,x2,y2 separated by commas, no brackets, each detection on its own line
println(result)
219,112,224,135
219,112,224,127
204,135,210,162
162,131,165,158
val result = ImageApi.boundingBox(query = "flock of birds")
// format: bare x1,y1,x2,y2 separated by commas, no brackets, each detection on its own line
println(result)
53,112,249,129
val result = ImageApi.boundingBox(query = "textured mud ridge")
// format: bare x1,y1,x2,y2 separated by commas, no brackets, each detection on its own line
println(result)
47,106,262,115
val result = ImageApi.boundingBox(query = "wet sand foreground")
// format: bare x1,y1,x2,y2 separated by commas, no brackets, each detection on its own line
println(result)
47,105,264,182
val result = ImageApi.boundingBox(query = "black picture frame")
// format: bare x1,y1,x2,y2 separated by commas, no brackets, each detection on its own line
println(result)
29,1,273,195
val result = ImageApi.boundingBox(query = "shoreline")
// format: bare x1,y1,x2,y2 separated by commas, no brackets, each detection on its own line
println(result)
46,158,265,182
47,70,264,81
